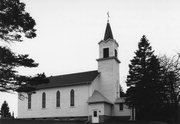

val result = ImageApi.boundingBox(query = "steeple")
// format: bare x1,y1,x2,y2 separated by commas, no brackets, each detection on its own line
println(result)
104,21,114,41
96,16,120,103
98,17,119,61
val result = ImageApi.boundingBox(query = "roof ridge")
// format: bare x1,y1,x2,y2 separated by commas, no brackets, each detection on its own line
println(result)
49,70,98,78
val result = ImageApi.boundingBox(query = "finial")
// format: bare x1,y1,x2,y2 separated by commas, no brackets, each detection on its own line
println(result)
107,11,110,23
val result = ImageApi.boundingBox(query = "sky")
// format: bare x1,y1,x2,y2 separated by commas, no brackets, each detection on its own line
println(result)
0,0,180,117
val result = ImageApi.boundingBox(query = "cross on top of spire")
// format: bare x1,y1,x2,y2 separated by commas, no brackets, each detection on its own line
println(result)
107,11,110,23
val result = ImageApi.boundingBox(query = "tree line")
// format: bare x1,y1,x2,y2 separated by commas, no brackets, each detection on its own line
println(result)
125,35,180,123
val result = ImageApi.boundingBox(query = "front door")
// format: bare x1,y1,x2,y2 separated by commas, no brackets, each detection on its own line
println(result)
92,110,99,123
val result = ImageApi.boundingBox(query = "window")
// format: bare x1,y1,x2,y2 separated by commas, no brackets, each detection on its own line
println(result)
28,93,31,109
103,48,109,58
70,89,74,107
93,111,97,117
56,91,60,107
119,103,123,111
42,92,46,108
115,49,117,58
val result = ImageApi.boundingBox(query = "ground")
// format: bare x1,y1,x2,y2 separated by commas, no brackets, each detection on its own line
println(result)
0,119,172,124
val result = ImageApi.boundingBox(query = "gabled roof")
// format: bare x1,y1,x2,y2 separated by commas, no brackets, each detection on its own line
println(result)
87,90,112,104
37,70,99,89
104,22,114,41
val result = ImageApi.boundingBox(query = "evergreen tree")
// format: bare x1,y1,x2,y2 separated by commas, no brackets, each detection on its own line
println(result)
119,85,126,97
126,35,164,120
0,0,49,92
0,101,11,118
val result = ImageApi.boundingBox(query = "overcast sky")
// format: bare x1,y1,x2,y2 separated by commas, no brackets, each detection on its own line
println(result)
0,0,180,117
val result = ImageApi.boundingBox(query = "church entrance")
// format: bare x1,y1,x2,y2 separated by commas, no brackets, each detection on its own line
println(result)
92,109,99,123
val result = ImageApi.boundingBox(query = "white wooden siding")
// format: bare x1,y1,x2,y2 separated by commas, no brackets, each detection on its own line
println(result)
18,85,90,118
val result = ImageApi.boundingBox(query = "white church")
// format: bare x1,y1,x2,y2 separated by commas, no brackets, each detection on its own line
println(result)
18,20,135,123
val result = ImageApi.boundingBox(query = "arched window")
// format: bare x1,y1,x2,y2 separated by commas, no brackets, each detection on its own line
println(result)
56,91,60,107
70,89,74,107
28,93,31,109
42,92,46,108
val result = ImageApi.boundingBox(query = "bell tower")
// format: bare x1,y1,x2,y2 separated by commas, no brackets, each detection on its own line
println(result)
98,22,119,61
97,20,120,102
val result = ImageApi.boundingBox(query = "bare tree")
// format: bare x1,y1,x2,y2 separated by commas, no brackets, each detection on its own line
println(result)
159,54,180,122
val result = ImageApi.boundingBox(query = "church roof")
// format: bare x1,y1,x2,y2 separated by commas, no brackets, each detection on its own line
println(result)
37,70,99,89
104,22,114,41
87,90,112,105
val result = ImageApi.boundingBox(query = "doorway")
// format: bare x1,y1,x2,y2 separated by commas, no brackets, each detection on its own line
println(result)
92,110,99,123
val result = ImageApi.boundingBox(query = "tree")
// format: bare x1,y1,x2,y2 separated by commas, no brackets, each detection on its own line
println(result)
0,0,36,42
0,0,49,93
0,101,11,118
159,54,180,122
119,85,126,97
126,35,164,120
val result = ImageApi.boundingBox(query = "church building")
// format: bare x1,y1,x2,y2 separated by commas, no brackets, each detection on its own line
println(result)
18,20,134,123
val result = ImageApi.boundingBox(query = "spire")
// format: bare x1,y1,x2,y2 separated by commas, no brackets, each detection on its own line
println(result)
104,21,114,41
104,12,113,41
